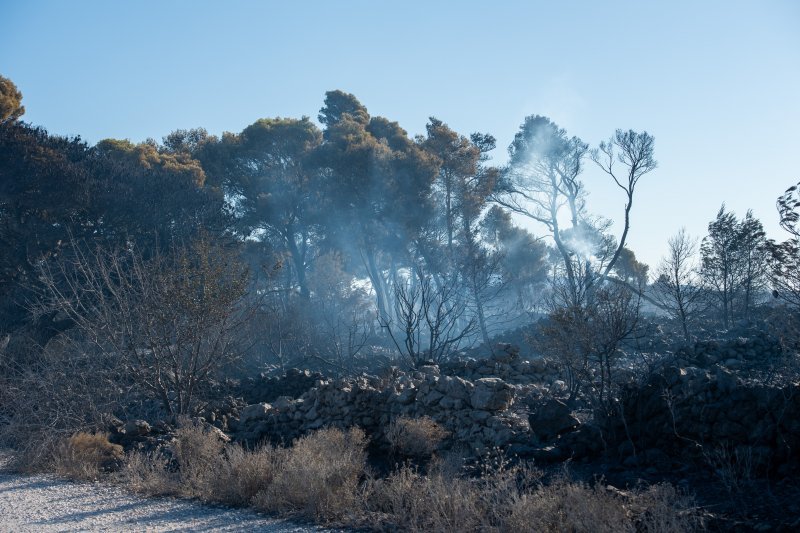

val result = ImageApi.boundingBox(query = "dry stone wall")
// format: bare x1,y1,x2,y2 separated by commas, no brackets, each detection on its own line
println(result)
109,338,800,474
230,363,538,456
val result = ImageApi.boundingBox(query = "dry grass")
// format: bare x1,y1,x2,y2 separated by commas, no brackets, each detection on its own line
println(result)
500,477,632,533
363,464,487,531
630,483,704,533
118,425,368,523
118,450,176,496
362,457,701,533
385,416,449,459
171,422,227,498
213,444,279,506
251,426,367,522
54,432,124,481
112,424,701,530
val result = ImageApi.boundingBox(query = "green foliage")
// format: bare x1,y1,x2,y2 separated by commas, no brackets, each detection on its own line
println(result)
0,75,24,123
701,205,768,326
318,89,369,128
95,137,207,186
767,182,800,308
481,205,550,307
212,116,323,298
613,247,650,288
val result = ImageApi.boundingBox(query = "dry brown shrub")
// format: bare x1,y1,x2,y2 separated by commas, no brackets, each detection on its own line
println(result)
116,430,278,507
171,421,227,498
629,483,704,533
252,426,367,522
54,432,123,481
117,450,176,496
110,423,700,532
363,464,487,532
500,477,702,533
500,477,632,533
213,444,279,507
385,416,449,459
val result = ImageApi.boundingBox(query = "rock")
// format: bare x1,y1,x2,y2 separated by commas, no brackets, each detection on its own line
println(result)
470,378,515,411
530,445,566,463
643,448,670,465
471,410,491,422
418,364,440,377
205,424,231,443
492,343,520,363
529,358,548,374
528,399,579,441
617,440,635,457
421,390,444,406
124,419,151,437
622,455,640,468
271,396,294,411
715,367,739,393
723,358,743,369
438,396,463,410
239,403,272,425
440,375,473,401
396,387,417,405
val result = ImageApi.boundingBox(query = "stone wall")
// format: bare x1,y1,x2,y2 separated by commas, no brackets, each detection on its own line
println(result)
676,330,784,369
235,368,326,405
441,343,563,385
230,364,536,456
595,365,800,472
229,356,800,473
109,336,800,477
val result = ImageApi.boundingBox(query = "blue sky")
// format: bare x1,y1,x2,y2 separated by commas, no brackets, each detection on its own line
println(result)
2,0,798,269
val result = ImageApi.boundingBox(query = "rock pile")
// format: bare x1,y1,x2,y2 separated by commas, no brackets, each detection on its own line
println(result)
110,337,800,475
231,364,536,456
235,368,325,405
441,343,562,385
611,365,800,471
677,332,784,369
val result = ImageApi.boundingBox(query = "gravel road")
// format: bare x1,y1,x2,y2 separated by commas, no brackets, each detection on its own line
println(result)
0,454,325,532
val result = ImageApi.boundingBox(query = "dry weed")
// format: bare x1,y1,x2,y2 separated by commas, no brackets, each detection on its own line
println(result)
213,444,279,507
171,421,227,498
252,426,367,522
54,432,123,481
385,416,449,459
117,450,176,496
501,477,632,533
630,483,704,533
363,464,487,532
111,424,701,532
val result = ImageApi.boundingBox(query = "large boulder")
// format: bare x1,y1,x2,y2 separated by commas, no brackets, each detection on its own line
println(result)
239,402,272,425
470,378,515,411
492,343,520,363
124,419,151,437
528,399,579,441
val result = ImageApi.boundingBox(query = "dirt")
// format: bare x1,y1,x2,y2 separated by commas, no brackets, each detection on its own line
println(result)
0,452,327,533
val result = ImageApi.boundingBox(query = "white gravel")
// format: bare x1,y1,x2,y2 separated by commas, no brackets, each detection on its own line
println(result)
0,454,326,532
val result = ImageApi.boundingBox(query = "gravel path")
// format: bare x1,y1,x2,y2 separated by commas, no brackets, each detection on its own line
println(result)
0,455,325,532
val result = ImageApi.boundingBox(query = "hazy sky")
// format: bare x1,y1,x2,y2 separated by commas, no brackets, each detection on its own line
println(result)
2,0,798,269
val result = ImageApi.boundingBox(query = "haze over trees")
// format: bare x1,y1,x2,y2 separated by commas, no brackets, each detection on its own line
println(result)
2,66,800,530
1,72,798,419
